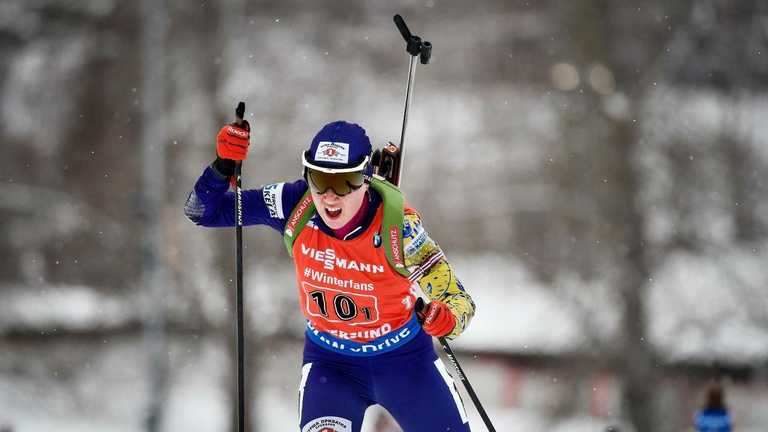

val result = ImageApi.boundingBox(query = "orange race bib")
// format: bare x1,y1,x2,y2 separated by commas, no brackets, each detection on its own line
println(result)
293,207,415,343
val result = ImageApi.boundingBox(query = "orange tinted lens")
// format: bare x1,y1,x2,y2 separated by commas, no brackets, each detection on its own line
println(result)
307,170,364,196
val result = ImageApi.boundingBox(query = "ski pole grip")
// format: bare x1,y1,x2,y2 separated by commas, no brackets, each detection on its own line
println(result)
415,297,425,311
394,14,412,42
395,15,429,57
413,297,427,324
235,101,245,126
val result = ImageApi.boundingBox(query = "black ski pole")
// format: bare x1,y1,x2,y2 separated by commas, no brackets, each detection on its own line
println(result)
415,299,497,432
393,14,431,186
233,101,247,432
438,336,496,432
394,15,497,432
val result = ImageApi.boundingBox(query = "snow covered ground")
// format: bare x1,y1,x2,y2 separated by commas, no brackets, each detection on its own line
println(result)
2,330,767,431
0,333,628,432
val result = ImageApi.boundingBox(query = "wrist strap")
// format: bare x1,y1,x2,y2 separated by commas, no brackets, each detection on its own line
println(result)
211,157,236,178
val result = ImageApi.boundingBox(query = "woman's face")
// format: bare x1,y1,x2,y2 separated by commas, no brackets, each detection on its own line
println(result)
311,183,368,230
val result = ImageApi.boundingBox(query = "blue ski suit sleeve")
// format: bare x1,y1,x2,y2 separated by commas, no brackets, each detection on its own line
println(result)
183,165,307,234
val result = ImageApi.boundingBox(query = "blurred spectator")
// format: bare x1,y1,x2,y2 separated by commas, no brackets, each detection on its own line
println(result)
693,381,732,432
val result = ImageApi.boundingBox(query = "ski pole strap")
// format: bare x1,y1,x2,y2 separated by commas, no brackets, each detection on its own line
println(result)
282,179,410,278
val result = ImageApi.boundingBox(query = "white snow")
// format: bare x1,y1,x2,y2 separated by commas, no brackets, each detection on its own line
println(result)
649,245,768,363
450,255,584,354
0,284,133,332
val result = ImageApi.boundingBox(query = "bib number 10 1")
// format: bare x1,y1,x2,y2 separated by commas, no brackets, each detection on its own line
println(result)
302,282,378,324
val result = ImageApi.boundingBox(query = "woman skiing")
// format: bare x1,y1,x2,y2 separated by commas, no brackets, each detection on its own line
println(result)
185,119,475,431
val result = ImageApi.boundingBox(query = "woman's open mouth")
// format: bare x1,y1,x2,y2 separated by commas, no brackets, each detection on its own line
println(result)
325,207,342,219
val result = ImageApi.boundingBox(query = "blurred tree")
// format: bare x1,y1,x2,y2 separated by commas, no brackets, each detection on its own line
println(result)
0,1,142,290
667,0,768,245
551,1,695,430
140,0,170,430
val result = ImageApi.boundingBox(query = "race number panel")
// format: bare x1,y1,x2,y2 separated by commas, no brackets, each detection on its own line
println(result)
301,281,379,325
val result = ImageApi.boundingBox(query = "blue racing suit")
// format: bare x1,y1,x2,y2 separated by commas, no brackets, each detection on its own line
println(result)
185,165,475,431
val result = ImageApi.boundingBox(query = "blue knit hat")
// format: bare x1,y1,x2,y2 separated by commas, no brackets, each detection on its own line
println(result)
302,121,372,173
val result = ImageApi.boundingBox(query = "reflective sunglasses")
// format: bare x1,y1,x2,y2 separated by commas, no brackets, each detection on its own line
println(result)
306,168,365,196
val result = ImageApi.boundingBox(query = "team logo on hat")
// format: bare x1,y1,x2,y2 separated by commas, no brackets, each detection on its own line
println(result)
315,141,350,164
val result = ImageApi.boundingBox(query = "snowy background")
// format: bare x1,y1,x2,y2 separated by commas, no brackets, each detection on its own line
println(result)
2,0,768,431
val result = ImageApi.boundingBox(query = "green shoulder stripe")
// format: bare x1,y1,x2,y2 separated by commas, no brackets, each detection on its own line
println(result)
283,191,315,256
369,178,410,277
